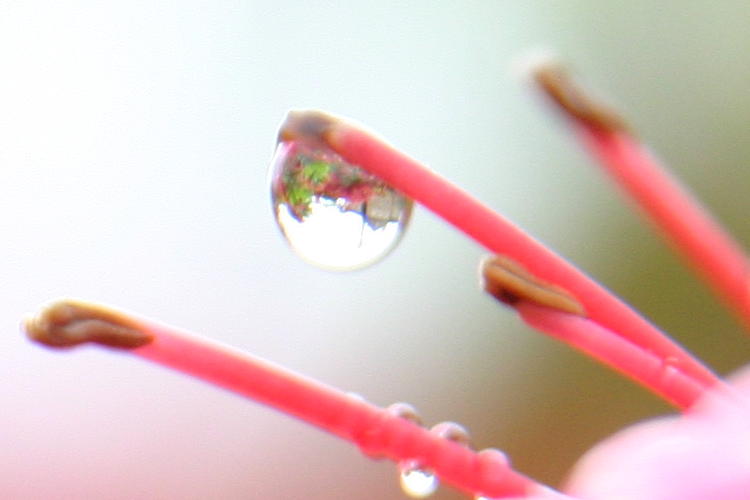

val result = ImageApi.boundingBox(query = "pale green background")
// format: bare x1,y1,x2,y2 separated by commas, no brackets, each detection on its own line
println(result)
1,2,748,499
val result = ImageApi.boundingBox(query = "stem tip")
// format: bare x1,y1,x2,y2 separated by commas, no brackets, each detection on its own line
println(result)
530,61,630,134
23,299,153,349
481,255,586,316
278,109,340,148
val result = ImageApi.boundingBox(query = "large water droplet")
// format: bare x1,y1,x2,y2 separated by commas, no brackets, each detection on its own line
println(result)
270,140,412,271
399,461,439,498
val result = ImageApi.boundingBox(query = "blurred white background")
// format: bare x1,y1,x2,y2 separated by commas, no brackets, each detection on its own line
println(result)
1,2,749,499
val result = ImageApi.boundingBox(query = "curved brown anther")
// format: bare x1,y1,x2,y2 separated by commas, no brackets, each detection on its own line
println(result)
24,299,153,349
277,110,340,149
481,255,586,316
531,61,630,134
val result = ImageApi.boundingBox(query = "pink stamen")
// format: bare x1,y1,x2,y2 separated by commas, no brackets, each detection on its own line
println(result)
481,256,704,408
516,302,706,409
24,299,558,499
279,111,721,402
531,61,750,330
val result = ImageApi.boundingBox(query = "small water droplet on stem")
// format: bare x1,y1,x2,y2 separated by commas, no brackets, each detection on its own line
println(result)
399,460,439,498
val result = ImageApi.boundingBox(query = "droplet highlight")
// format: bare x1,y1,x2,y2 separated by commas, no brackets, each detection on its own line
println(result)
270,140,412,271
429,421,471,447
399,460,439,498
386,402,423,426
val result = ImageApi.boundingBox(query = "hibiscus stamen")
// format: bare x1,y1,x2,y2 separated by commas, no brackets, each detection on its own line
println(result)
24,298,568,499
530,59,750,331
280,110,720,407
480,256,705,408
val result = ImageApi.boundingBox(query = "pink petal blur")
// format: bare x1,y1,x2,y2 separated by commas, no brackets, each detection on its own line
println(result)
566,365,750,500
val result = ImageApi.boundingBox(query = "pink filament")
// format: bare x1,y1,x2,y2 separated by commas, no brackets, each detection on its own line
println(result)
327,126,720,397
516,302,707,408
578,128,750,330
131,316,542,498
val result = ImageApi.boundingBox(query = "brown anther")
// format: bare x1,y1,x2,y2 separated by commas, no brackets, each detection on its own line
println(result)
481,255,586,316
277,110,339,148
532,62,630,134
24,299,153,349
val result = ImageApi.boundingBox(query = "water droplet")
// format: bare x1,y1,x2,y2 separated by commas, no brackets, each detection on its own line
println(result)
270,140,412,271
399,460,439,498
386,402,423,426
430,421,471,447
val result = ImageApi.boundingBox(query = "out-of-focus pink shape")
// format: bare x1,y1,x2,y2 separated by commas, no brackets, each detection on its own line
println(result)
565,365,750,500
531,61,750,330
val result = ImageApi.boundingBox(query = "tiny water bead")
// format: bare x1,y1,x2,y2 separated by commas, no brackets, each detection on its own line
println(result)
269,140,413,271
429,421,471,447
399,421,471,498
386,401,423,425
399,460,439,498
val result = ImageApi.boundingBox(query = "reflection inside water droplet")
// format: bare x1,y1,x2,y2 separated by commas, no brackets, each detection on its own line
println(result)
399,462,439,498
269,140,412,271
